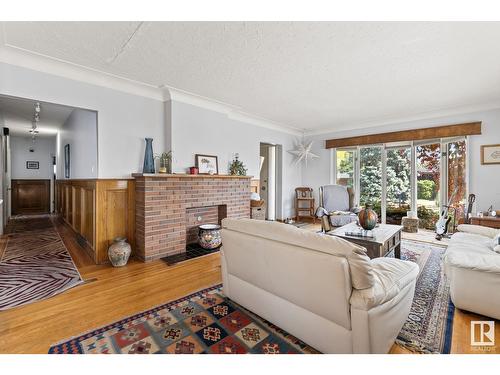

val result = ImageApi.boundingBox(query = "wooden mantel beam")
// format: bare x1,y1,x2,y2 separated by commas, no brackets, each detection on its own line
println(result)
325,122,482,149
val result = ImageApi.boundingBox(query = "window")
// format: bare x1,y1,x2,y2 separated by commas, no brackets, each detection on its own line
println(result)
359,147,382,219
335,149,355,188
416,143,441,229
385,147,411,225
332,137,468,229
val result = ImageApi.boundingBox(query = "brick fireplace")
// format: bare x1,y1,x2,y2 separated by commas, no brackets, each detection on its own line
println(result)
133,174,251,261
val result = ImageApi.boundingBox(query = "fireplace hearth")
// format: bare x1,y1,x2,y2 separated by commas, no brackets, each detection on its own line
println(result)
161,242,221,265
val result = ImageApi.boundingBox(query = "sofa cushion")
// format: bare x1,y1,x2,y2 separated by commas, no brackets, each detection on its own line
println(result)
350,258,419,310
222,218,374,289
457,224,500,239
329,213,358,227
450,232,493,251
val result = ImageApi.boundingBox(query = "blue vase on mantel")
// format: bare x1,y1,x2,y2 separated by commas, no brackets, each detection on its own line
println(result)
143,138,155,174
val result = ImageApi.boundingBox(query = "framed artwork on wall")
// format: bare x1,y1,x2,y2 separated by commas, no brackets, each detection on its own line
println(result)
64,144,71,178
195,154,218,175
26,161,39,169
481,144,500,165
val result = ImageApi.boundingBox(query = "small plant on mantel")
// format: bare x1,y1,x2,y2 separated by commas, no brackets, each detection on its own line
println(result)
229,153,247,176
155,151,172,174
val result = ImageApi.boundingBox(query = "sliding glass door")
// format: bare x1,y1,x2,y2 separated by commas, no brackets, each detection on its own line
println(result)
359,147,382,219
385,146,412,225
335,149,355,188
416,143,441,229
446,139,467,223
332,137,468,230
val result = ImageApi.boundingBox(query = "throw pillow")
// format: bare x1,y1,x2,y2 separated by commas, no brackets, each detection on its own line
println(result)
494,244,500,254
493,233,500,250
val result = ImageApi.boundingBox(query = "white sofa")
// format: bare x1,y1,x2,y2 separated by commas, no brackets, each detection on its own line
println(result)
444,224,500,320
220,218,419,353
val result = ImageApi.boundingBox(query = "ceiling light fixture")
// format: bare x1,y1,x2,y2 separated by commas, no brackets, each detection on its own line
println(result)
30,102,41,143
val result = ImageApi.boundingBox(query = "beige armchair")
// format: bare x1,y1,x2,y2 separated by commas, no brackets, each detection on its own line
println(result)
317,185,359,229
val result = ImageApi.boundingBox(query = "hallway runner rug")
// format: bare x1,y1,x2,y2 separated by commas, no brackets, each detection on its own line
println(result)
0,215,84,311
48,240,453,354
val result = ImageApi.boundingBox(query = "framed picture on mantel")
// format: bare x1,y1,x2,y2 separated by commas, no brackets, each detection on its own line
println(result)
481,144,500,165
195,154,218,175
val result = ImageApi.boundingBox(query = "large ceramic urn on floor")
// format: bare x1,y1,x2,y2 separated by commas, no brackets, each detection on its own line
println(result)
108,237,132,267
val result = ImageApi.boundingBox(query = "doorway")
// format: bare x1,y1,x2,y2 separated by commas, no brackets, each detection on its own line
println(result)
259,143,283,220
0,94,98,228
11,179,50,215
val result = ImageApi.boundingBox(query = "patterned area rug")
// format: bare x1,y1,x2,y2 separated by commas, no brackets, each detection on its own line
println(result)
48,239,452,354
49,285,319,354
391,240,454,354
0,215,84,311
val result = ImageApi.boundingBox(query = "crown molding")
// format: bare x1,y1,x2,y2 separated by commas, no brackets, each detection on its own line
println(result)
0,41,304,136
305,101,500,137
163,86,304,136
0,43,165,101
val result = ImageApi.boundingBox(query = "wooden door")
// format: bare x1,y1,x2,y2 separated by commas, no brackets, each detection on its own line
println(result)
11,179,50,215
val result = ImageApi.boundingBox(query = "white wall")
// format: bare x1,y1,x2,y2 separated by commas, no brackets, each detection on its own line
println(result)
10,135,55,180
170,100,302,219
303,108,500,212
10,135,56,212
57,109,98,179
0,62,304,218
0,62,166,178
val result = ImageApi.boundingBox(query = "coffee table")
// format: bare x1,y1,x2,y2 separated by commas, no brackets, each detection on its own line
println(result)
328,222,402,259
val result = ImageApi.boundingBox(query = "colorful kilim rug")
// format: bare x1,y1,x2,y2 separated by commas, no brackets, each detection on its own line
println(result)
48,285,319,354
391,240,454,354
0,215,84,311
48,239,453,354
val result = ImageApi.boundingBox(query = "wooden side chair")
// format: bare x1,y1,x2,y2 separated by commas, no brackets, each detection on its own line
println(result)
295,187,315,223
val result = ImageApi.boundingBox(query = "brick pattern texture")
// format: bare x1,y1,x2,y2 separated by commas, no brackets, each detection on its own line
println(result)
135,176,251,261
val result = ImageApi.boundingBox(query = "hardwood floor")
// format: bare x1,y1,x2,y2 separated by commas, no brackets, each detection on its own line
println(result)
0,217,221,353
0,216,498,354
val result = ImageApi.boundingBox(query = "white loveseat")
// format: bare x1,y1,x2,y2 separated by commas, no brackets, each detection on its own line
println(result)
220,218,419,353
444,224,500,320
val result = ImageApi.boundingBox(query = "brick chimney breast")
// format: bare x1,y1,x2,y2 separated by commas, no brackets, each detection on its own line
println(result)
133,174,251,261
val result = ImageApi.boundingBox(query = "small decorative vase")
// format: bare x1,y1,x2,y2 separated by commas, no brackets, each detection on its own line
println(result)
108,237,132,267
358,204,378,230
143,138,155,173
198,224,222,250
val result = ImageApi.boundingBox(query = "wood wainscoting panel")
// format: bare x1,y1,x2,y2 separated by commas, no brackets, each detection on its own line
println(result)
82,186,96,248
95,179,136,264
11,179,50,215
56,179,134,264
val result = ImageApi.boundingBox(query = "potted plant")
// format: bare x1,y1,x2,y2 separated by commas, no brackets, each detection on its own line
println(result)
155,151,172,174
229,153,247,176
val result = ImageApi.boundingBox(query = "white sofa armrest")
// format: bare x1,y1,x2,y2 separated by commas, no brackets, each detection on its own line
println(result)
457,224,499,239
446,251,500,274
350,258,418,310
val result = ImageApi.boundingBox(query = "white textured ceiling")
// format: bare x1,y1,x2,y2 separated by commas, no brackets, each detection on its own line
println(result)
0,95,74,136
3,22,500,133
